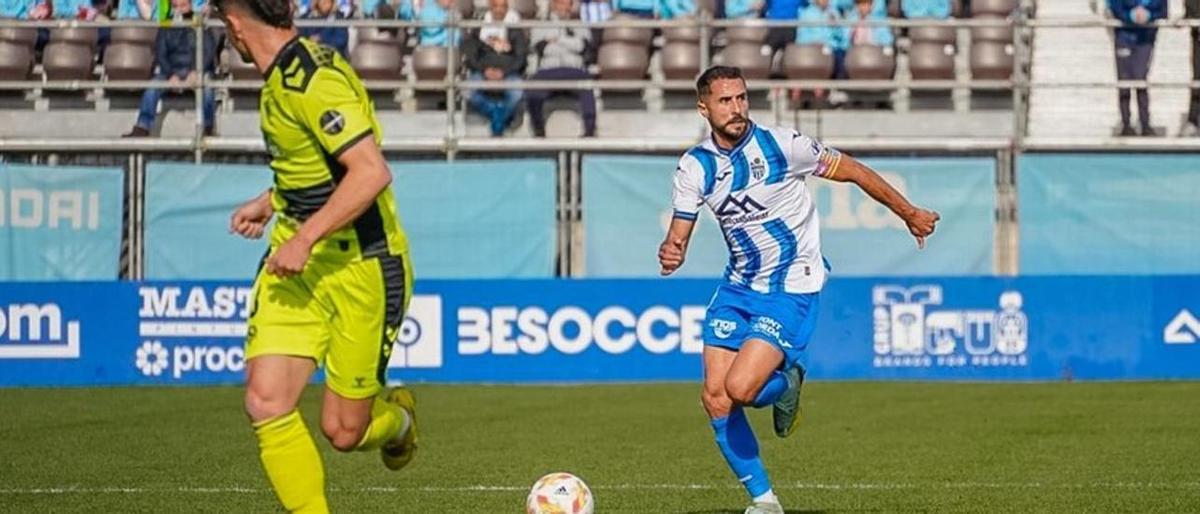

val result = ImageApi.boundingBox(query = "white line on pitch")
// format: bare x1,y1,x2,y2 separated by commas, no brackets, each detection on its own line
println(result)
2,482,1198,495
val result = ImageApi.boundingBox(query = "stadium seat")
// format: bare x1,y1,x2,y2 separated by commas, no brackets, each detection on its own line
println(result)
597,42,649,80
714,43,770,79
971,15,1012,44
661,41,700,80
104,27,157,82
103,43,154,81
110,27,157,46
602,15,652,46
49,27,98,46
909,25,957,46
0,26,37,48
357,26,407,48
845,44,895,79
970,41,1013,80
0,40,33,81
412,45,451,81
971,0,1016,16
351,42,403,81
42,28,99,81
663,20,701,43
908,41,955,80
724,24,767,45
783,43,833,80
0,27,35,81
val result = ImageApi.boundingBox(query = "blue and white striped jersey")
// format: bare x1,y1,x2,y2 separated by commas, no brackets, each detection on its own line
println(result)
671,123,843,294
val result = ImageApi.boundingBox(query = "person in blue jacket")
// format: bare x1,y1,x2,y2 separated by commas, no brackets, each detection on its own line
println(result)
1109,0,1167,136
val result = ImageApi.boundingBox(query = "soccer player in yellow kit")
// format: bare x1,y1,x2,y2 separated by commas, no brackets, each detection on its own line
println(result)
215,0,417,511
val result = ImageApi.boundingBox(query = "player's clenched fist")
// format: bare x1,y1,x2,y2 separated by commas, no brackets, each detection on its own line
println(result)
266,235,313,278
658,237,686,276
904,207,940,249
230,193,273,240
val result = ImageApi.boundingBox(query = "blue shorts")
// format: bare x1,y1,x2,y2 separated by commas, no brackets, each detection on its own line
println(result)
701,282,820,370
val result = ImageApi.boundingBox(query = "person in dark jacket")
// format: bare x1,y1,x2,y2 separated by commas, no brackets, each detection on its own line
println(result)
1183,0,1200,135
462,0,528,136
1109,0,1166,136
123,0,218,137
298,0,350,57
527,0,596,137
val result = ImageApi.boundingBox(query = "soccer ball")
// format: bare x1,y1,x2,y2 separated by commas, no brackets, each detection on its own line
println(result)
526,472,594,514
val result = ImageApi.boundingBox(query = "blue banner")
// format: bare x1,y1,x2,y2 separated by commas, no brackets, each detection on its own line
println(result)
144,159,557,279
0,164,124,280
582,155,995,277
145,163,273,279
1019,153,1200,275
1,275,1197,386
392,159,557,278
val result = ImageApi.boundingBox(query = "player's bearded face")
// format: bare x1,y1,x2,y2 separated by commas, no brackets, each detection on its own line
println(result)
702,78,750,142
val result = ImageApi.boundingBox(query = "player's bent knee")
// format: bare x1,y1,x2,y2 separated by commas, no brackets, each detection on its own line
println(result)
321,418,367,452
244,389,296,423
723,378,759,406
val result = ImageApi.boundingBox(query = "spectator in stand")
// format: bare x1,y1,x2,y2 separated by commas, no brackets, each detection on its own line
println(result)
612,0,654,18
122,0,218,137
765,0,805,56
463,0,527,136
1182,0,1199,135
900,0,948,19
833,0,882,15
579,0,611,22
796,0,846,76
528,0,596,137
298,0,351,56
659,0,694,18
1,0,39,18
844,0,891,46
725,0,763,19
399,0,460,46
115,0,153,18
1108,0,1166,136
52,0,102,18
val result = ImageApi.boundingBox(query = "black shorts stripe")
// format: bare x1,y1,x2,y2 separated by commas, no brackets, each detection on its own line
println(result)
375,254,407,386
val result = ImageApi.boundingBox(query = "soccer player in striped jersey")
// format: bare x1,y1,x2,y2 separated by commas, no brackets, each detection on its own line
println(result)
658,66,940,514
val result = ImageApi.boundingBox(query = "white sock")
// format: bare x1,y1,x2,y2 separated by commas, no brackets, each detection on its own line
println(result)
752,490,779,505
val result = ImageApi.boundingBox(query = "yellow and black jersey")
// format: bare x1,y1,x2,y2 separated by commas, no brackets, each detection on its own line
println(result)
259,36,408,262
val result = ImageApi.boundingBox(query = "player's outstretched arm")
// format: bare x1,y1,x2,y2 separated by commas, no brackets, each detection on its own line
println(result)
267,137,392,276
825,156,940,249
658,217,696,276
230,188,274,240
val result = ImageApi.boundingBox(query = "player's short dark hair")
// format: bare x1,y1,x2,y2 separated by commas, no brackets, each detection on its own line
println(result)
696,66,745,98
211,0,294,28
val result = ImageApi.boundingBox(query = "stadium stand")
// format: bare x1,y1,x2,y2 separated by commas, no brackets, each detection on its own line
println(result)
4,0,1198,141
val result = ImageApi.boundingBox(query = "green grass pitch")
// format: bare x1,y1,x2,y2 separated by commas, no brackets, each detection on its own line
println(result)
1,382,1198,513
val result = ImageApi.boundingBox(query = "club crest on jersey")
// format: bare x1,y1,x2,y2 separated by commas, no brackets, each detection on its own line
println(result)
750,157,766,180
320,110,346,135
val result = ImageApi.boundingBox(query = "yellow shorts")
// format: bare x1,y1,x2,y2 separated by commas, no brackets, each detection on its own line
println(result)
246,252,412,399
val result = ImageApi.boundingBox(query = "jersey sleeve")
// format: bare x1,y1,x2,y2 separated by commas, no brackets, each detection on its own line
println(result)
671,155,705,221
788,129,844,180
293,68,376,157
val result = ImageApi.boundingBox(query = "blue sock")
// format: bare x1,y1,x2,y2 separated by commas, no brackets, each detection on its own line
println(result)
711,407,772,498
750,370,789,408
